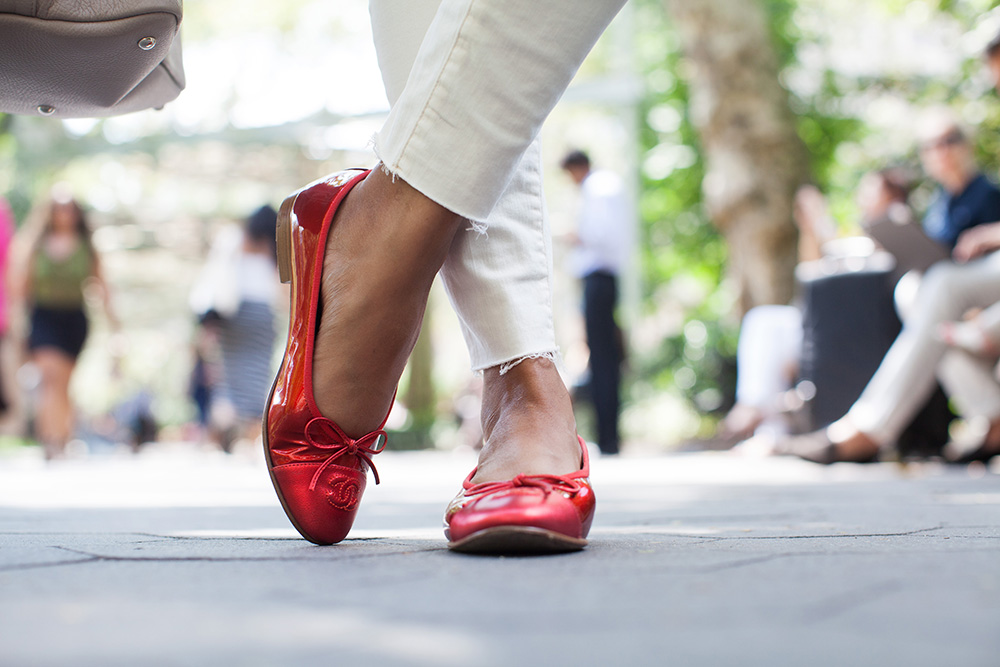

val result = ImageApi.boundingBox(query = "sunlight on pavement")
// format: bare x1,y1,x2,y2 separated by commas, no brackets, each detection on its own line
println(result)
0,439,991,513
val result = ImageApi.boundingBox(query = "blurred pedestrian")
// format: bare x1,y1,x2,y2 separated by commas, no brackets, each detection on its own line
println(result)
187,326,217,445
191,205,279,451
561,149,631,455
11,187,116,459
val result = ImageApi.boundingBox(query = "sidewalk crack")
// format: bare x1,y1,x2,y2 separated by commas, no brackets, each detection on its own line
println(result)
0,556,101,573
717,525,945,540
52,544,446,563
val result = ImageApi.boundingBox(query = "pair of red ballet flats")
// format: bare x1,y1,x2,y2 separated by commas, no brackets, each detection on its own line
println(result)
262,169,595,553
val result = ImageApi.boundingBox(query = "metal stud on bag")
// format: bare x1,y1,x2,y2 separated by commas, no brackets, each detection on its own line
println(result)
0,3,185,118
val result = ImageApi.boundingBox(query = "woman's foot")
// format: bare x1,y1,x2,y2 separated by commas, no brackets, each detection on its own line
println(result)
311,169,463,436
473,357,583,483
446,358,595,553
265,169,462,545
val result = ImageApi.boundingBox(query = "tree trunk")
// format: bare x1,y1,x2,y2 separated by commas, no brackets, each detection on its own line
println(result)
663,0,809,311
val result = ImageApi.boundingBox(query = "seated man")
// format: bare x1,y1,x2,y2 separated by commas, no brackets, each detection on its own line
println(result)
778,111,1000,463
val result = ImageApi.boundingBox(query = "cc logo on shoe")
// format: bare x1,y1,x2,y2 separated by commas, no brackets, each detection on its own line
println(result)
327,478,362,511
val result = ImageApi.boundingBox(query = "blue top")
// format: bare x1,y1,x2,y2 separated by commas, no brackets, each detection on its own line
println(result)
922,173,1000,248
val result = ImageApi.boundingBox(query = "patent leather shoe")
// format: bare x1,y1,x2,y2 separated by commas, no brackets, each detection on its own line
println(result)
445,436,595,554
263,169,388,545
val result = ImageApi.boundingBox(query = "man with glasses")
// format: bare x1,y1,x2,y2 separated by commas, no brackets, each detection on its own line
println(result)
919,115,1000,248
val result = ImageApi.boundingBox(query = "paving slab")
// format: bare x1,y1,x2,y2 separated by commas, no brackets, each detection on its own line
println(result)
1,445,998,666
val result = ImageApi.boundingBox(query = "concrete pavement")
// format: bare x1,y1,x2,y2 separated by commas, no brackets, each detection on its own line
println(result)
1,443,998,666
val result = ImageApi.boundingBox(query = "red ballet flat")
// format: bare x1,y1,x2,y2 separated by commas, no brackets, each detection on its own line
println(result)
263,168,388,546
445,436,596,554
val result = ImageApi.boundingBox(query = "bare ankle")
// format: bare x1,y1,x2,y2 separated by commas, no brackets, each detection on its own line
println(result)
480,357,575,442
357,168,461,235
472,357,581,482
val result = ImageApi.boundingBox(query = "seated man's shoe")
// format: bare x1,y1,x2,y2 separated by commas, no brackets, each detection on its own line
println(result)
775,430,879,464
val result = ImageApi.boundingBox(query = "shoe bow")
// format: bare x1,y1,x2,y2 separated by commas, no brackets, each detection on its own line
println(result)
464,473,584,498
304,416,387,490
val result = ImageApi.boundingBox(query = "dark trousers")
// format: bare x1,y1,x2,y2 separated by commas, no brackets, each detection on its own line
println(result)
584,271,621,454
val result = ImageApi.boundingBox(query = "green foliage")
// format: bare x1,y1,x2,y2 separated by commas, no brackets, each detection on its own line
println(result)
0,114,33,223
767,0,866,205
635,2,711,295
633,0,736,416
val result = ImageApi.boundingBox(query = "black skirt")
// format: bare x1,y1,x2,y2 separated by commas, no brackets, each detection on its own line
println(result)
28,305,89,359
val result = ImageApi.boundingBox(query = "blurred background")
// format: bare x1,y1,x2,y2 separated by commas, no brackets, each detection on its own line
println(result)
3,0,1000,458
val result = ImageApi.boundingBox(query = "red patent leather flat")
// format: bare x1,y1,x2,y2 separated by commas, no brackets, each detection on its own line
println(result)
264,169,388,546
445,436,596,554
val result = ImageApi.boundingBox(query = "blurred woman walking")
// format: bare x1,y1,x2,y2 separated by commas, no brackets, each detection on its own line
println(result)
12,187,116,459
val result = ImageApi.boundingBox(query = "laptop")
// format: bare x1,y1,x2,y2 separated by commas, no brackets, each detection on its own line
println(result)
863,206,950,273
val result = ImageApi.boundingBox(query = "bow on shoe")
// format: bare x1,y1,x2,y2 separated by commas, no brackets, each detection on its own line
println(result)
466,473,584,498
303,416,387,491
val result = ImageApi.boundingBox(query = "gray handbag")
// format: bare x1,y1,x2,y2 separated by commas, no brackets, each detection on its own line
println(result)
0,0,184,118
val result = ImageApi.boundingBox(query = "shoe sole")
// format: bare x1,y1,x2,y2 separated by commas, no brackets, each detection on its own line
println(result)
448,526,587,555
262,190,328,546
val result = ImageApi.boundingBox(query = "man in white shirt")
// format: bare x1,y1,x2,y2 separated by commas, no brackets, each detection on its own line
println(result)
562,150,631,454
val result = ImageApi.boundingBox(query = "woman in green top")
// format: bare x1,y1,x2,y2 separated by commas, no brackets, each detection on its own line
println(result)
13,190,115,460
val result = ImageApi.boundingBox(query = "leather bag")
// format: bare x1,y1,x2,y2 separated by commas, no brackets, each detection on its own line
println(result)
0,0,184,118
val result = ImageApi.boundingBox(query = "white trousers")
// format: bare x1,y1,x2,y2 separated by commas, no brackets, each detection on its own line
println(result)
735,305,802,410
847,255,1000,443
369,0,627,371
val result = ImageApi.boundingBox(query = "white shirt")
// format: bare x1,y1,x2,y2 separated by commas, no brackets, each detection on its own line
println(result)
573,169,633,278
237,252,279,306
190,224,278,318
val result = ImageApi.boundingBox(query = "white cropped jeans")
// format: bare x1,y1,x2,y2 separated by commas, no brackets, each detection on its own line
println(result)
368,0,627,371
